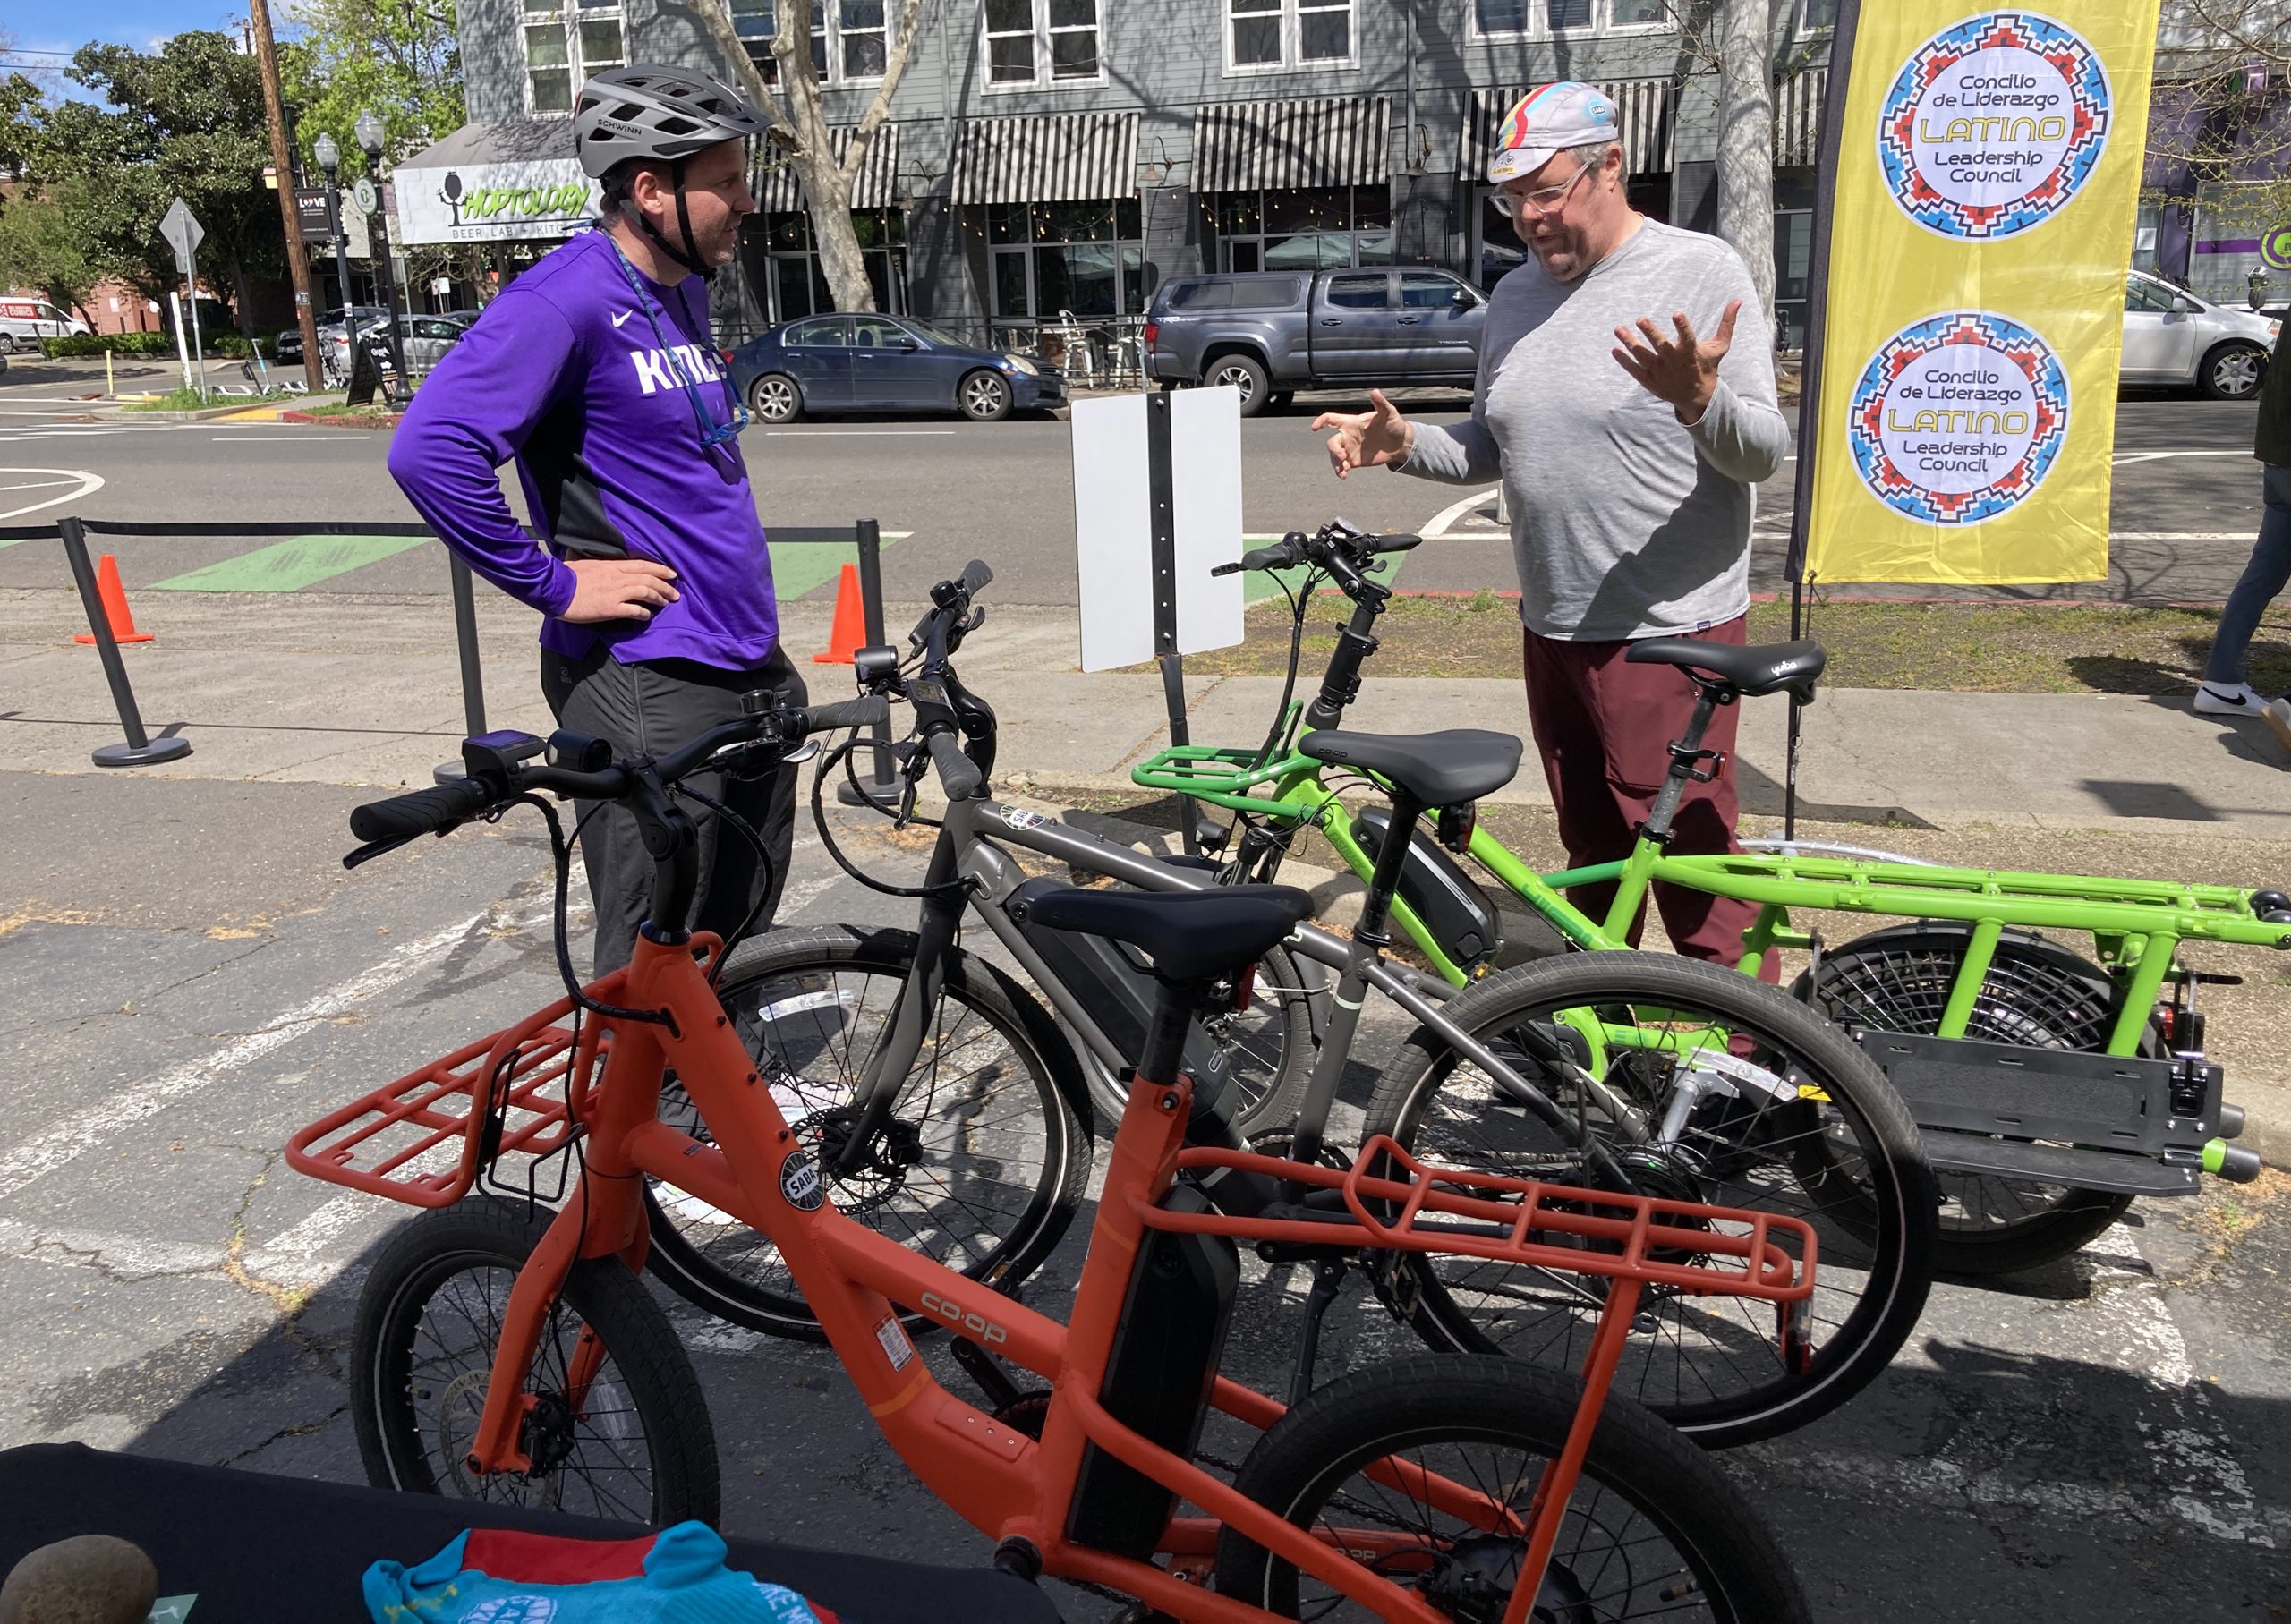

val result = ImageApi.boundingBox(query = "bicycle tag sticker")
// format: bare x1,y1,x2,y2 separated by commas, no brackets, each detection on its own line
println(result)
779,1148,824,1212
875,1313,916,1371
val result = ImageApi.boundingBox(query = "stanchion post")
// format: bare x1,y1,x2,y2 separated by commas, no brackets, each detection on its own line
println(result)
435,550,489,786
59,516,192,768
836,517,901,809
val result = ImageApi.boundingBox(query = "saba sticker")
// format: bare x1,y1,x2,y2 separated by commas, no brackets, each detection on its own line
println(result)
1876,11,2112,241
1846,310,2070,526
779,1147,825,1211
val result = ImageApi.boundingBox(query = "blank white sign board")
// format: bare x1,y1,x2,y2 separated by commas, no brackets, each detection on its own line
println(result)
1071,387,1245,673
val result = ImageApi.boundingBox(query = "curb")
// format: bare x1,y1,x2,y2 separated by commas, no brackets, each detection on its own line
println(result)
280,410,405,428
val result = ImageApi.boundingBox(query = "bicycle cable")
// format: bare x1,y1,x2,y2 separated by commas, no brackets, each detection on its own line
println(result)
668,779,779,985
806,735,973,900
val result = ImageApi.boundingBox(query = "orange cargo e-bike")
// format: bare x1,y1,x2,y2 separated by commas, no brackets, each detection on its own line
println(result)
290,694,1817,1620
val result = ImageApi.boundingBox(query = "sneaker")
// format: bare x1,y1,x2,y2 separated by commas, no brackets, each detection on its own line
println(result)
2268,697,2291,755
2194,681,2266,715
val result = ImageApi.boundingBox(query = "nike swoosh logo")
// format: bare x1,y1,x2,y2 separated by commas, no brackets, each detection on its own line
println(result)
612,310,635,328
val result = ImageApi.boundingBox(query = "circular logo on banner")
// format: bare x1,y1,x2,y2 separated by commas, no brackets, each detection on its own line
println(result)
1847,310,2071,525
2263,225,2291,271
1877,11,2112,240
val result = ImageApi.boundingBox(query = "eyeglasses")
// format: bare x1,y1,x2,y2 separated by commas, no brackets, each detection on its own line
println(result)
1493,161,1591,220
600,227,750,449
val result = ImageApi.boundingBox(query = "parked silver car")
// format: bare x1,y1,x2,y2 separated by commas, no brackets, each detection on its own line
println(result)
2124,270,2279,399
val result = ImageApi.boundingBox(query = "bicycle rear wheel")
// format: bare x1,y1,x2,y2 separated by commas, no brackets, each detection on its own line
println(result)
643,924,1090,1340
1800,923,2149,1273
1214,1354,1809,1621
352,1197,719,1526
1361,952,1934,1448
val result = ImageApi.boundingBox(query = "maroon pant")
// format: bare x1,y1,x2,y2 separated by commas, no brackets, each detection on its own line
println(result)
1521,617,1775,980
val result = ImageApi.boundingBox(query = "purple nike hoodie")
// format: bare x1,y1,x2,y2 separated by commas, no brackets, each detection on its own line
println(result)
388,227,779,669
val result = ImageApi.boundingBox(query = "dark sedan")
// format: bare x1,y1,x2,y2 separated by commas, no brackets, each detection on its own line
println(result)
728,313,1064,423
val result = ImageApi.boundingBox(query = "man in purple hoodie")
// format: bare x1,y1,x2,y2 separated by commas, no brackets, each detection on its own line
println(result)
390,64,801,975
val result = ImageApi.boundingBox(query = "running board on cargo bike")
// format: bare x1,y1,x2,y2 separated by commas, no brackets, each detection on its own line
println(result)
1852,1029,2261,1195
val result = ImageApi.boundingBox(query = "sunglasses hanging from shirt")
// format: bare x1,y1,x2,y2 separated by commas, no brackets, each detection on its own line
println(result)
599,225,750,449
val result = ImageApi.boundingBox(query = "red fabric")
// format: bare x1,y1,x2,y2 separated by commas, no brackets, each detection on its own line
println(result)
1520,616,1777,981
462,1527,658,1583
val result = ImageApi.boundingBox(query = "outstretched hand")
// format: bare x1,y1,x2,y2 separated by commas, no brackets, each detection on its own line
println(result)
1312,387,1413,480
1612,299,1741,423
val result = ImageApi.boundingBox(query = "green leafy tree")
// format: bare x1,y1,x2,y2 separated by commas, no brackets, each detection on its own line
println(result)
26,32,285,339
0,189,102,319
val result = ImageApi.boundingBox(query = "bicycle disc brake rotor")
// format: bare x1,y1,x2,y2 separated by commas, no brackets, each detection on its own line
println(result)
804,1105,924,1215
1414,1533,1593,1624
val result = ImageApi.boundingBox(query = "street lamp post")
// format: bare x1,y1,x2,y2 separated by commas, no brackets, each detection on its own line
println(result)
355,110,410,384
312,132,353,382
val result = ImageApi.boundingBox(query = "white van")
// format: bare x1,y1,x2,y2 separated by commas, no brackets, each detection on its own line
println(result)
0,298,91,353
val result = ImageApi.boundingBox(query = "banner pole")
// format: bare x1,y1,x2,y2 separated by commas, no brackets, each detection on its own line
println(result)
1779,0,1862,844
1146,385,1200,857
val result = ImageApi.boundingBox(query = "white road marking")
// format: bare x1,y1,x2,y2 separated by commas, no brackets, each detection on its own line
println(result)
2108,531,2256,541
209,434,370,442
0,467,103,521
1420,486,1504,540
0,907,496,1205
762,429,958,437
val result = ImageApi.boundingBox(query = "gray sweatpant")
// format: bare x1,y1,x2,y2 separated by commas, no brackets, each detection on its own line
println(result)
541,643,808,978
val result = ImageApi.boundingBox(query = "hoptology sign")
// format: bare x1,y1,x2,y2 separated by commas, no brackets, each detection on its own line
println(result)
394,156,600,244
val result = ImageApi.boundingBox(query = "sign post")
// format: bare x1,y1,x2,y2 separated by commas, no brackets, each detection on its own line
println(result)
158,197,207,401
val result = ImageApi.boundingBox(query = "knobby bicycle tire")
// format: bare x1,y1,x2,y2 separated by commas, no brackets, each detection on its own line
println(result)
1214,1354,1810,1622
352,1197,720,1526
643,924,1091,1341
1360,952,1934,1448
1798,922,2159,1274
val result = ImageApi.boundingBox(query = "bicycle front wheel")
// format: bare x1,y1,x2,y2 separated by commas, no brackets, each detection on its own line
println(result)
1361,952,1934,1448
1214,1355,1810,1621
644,924,1091,1340
352,1197,720,1526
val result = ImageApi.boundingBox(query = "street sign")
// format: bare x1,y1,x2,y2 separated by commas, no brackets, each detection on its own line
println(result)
353,176,379,216
158,198,204,277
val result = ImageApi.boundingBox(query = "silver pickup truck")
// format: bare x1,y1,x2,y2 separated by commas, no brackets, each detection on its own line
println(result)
1144,268,1488,416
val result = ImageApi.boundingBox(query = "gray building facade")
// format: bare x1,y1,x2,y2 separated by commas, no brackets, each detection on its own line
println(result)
445,0,1837,344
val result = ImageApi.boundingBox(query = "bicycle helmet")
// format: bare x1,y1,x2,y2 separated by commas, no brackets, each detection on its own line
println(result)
574,64,781,274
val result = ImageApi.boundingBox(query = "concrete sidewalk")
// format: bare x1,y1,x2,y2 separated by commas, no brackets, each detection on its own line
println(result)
7,591,2287,838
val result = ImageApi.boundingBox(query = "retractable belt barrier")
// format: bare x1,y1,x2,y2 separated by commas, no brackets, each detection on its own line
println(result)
7,515,889,777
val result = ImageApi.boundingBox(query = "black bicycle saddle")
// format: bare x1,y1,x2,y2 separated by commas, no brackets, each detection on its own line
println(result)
1298,728,1522,807
1627,638,1827,701
1024,885,1312,982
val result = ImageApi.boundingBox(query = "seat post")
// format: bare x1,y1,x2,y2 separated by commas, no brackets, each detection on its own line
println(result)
1641,681,1729,846
1355,789,1423,948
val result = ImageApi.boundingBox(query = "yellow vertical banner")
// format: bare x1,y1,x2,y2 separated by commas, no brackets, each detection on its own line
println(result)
1801,4,2164,585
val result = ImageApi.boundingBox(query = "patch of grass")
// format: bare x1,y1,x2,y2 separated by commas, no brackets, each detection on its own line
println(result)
1163,592,2291,695
123,386,300,412
295,401,405,425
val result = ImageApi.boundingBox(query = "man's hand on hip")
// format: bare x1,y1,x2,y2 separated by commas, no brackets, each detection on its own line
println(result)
563,557,680,623
1313,387,1414,480
1612,299,1741,426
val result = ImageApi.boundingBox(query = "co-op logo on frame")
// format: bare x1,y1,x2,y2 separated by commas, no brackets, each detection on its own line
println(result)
1850,12,2107,527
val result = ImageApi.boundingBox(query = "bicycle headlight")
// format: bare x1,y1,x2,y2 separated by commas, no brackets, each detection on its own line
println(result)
1002,353,1038,377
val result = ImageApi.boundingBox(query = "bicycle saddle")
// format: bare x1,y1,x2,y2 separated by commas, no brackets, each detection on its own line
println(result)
1024,885,1313,982
1627,638,1827,701
1298,728,1522,807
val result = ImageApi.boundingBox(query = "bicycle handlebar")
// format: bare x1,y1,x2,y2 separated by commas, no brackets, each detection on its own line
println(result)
1211,525,1423,578
927,728,984,800
349,779,492,843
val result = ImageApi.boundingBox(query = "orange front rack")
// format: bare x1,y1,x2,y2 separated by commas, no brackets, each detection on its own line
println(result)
1153,1135,1817,1299
285,991,607,1208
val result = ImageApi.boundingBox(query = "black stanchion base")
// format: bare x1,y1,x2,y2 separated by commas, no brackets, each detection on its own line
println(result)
835,775,903,810
92,736,192,769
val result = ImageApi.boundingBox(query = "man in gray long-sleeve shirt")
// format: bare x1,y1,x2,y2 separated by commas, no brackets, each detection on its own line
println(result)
1316,81,1789,971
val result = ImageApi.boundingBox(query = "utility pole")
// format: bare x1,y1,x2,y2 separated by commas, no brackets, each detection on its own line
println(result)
249,0,323,391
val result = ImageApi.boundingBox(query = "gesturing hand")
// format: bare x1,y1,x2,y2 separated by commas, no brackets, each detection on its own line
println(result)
1612,299,1741,424
564,557,680,623
1312,387,1413,480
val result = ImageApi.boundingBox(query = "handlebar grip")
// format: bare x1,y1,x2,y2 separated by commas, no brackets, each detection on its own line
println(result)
349,778,492,842
959,559,994,593
927,728,984,800
1372,533,1424,554
801,694,892,733
1238,544,1296,572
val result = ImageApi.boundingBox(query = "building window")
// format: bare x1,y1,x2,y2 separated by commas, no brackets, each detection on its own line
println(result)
524,0,623,113
986,199,1145,320
1210,186,1389,271
1795,0,1837,34
1228,0,1353,72
752,208,907,322
984,0,1103,89
1471,0,1665,36
725,0,883,86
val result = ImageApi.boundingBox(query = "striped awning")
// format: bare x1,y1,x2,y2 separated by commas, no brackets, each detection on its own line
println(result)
1776,70,1828,167
1191,98,1391,192
949,112,1137,204
1462,81,1674,179
754,123,902,211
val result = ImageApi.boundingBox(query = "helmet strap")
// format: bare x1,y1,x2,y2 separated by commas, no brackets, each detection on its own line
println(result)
625,157,711,279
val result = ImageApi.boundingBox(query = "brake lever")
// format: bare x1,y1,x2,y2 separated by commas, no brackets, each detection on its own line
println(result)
343,833,421,871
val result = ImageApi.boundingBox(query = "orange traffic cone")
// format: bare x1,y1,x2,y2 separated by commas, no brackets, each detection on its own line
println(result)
813,562,864,665
73,554,154,645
